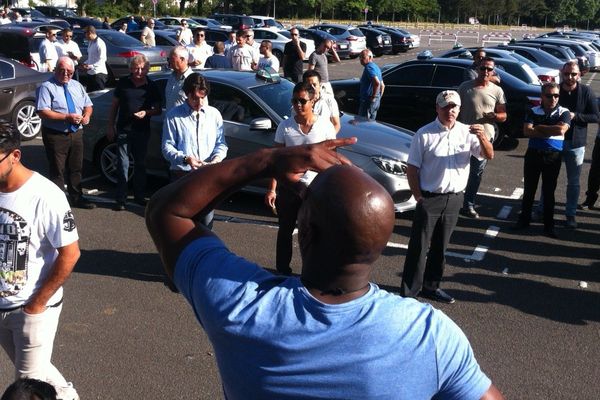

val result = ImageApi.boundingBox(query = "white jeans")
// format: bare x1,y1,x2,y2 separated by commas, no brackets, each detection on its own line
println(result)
0,304,77,399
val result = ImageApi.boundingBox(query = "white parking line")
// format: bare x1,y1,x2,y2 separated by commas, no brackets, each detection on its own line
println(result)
585,72,596,85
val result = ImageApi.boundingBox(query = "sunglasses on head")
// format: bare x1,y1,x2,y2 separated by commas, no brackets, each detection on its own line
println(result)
291,98,310,105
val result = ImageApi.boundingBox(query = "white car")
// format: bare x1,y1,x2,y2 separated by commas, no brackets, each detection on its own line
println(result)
250,15,285,31
252,28,315,62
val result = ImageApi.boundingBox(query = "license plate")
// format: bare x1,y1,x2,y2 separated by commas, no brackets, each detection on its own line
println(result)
384,40,390,44
339,44,348,49
149,65,161,72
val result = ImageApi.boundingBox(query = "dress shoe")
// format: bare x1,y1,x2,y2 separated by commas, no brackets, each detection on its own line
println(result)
460,207,479,219
419,288,455,304
113,202,126,211
511,220,530,231
74,198,96,209
564,216,577,229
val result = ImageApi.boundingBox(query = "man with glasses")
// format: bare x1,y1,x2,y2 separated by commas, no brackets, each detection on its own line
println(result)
458,56,506,218
464,48,500,84
176,19,193,45
39,29,59,72
37,57,95,209
536,61,598,228
188,28,213,68
140,18,156,47
513,83,571,238
56,28,82,81
0,123,81,400
282,28,306,82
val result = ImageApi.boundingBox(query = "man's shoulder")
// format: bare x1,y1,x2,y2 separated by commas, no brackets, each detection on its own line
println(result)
416,119,441,135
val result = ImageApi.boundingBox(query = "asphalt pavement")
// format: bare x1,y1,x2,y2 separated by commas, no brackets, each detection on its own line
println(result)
2,34,599,399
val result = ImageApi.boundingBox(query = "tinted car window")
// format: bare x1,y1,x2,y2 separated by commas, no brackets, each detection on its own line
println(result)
102,32,144,46
385,64,434,86
210,83,268,123
349,28,364,36
155,35,173,46
250,81,294,119
431,65,466,87
205,30,228,44
0,60,14,80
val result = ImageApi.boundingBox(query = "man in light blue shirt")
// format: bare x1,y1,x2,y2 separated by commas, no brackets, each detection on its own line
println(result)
161,72,227,229
146,139,504,400
165,46,193,109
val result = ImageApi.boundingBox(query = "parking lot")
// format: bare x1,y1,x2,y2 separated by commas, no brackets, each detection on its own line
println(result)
1,26,599,399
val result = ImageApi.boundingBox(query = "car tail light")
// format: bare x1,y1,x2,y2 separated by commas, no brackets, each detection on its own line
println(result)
528,96,541,107
117,51,141,58
399,37,407,43
377,36,383,44
347,36,358,41
160,50,167,57
538,74,554,83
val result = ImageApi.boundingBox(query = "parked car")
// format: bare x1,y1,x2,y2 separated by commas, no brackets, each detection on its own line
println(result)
156,17,203,29
511,41,580,65
0,56,50,140
295,27,350,59
63,16,104,30
359,24,412,53
72,29,169,83
10,8,70,29
394,27,420,48
0,23,64,71
110,16,168,31
34,6,76,18
439,47,560,83
209,13,255,31
357,26,392,57
331,58,542,146
250,15,285,31
189,17,232,31
84,69,416,213
252,28,315,62
517,39,590,73
309,23,367,58
127,29,179,48
498,44,564,70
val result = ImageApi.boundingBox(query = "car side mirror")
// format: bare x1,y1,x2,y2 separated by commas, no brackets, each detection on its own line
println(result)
250,117,272,131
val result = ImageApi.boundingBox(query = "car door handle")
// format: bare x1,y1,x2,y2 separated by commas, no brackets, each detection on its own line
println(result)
2,89,13,94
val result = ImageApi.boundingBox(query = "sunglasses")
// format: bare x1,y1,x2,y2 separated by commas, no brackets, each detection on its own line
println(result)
479,66,494,72
291,98,310,106
563,72,578,77
0,151,11,164
544,93,560,99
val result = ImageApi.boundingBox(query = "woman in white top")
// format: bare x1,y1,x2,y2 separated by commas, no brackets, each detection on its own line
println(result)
265,81,336,275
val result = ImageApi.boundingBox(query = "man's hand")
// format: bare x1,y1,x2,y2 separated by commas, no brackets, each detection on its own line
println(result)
67,113,83,124
187,156,205,169
23,302,47,315
133,110,147,119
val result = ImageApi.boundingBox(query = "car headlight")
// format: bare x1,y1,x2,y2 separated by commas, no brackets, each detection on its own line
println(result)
371,156,407,176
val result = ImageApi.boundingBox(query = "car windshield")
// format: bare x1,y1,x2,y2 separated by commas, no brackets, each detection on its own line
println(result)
101,31,144,47
30,10,46,18
250,80,294,119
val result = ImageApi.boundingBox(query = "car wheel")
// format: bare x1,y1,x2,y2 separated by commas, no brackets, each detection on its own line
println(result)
273,49,283,64
12,101,42,141
98,140,134,184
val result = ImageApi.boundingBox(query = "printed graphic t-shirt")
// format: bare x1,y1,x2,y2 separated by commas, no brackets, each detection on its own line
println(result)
0,172,78,307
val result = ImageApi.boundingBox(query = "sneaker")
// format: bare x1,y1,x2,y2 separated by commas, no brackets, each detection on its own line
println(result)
460,207,479,219
564,216,577,229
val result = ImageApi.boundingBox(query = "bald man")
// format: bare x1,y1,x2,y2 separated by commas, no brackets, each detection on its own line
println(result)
146,141,504,400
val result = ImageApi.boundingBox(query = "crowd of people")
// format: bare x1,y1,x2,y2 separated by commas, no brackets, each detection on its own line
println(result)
0,31,598,398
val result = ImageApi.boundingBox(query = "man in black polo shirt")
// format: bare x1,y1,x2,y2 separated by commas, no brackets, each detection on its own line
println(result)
107,54,162,211
283,27,306,82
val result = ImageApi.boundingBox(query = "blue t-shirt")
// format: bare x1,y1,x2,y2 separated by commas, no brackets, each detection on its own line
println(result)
525,105,571,151
359,61,383,101
175,237,491,400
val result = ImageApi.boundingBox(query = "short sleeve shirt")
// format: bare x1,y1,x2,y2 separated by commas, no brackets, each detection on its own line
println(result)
525,105,571,151
457,80,506,141
308,51,329,82
114,76,162,131
359,62,383,101
283,41,306,77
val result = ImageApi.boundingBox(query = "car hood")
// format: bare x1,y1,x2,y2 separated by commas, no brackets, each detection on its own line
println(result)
337,114,413,161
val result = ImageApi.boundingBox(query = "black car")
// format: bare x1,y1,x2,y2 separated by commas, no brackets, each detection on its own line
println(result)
357,26,392,57
209,13,254,31
10,8,70,29
295,27,351,60
110,16,169,31
64,17,104,29
359,24,411,54
331,58,542,144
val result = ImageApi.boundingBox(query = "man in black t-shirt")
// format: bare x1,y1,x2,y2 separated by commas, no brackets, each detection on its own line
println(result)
282,27,306,83
107,54,162,211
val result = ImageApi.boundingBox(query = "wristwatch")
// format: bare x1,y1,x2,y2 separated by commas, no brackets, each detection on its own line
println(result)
182,155,189,165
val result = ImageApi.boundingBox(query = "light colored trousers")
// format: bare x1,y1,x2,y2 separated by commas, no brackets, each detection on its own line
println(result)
0,304,77,399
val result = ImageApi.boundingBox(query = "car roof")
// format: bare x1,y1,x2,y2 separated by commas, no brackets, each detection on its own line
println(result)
151,69,282,89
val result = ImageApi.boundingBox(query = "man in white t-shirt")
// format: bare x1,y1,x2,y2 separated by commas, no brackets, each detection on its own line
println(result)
0,124,80,400
39,29,59,72
302,69,340,133
256,40,279,72
140,19,156,47
176,19,193,45
56,28,82,80
229,29,258,71
187,28,213,68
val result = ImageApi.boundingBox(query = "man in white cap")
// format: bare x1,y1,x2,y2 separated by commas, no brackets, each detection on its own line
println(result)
400,90,493,304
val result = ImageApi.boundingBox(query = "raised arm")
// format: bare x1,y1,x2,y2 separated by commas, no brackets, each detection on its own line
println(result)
146,138,357,277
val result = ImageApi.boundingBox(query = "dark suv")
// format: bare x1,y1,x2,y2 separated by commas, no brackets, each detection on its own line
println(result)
209,14,255,31
0,23,64,70
331,58,541,144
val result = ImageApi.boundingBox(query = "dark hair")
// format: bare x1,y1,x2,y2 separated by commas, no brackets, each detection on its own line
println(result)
1,378,57,400
542,81,560,94
193,28,205,36
62,27,72,34
183,73,210,96
481,56,495,64
0,121,20,153
303,69,321,82
292,81,315,99
84,25,96,34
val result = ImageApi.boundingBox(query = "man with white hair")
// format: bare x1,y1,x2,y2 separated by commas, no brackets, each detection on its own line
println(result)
400,90,493,304
165,46,193,109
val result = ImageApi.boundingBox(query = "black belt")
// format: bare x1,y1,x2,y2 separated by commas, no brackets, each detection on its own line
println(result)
421,191,460,198
42,126,82,135
0,298,63,313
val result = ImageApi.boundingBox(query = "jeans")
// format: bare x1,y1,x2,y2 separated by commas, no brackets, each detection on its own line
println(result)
0,305,76,399
275,186,303,274
42,127,84,202
519,148,562,229
463,156,488,209
358,94,381,120
116,130,148,204
537,140,585,217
